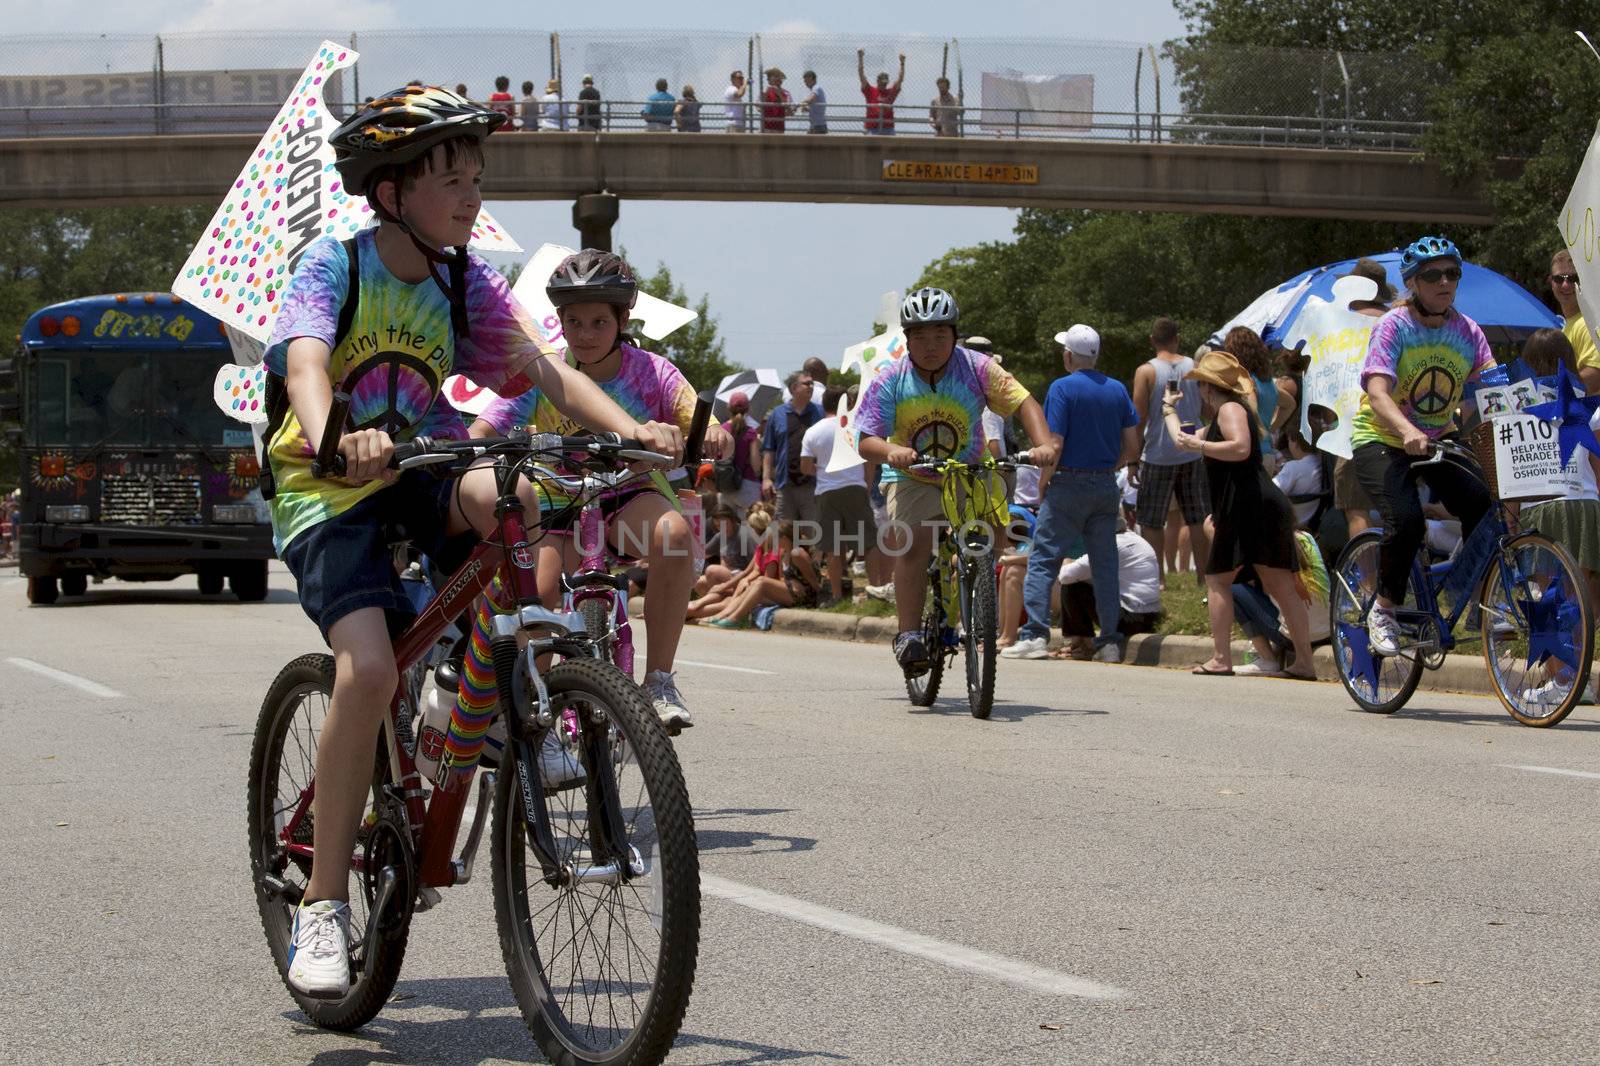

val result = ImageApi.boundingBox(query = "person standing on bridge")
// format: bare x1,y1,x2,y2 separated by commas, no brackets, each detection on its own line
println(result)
859,49,906,134
801,70,829,133
676,86,703,132
576,74,603,131
929,76,962,137
643,79,675,131
488,76,516,125
540,79,565,131
724,70,749,132
517,80,537,130
761,68,793,133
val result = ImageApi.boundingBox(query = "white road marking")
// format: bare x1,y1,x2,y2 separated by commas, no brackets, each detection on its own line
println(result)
702,874,1129,1000
1502,763,1600,781
673,658,775,676
4,657,124,699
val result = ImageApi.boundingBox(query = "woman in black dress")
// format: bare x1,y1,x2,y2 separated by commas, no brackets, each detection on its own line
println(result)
1163,348,1315,678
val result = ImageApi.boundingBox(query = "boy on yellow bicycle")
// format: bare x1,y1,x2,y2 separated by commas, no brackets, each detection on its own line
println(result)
855,288,1057,675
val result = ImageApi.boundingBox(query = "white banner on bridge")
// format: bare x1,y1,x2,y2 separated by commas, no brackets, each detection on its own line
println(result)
979,71,1093,132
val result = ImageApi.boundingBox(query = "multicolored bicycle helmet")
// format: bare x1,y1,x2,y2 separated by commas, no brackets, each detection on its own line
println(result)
330,85,505,197
546,249,639,310
900,287,959,329
1399,235,1462,281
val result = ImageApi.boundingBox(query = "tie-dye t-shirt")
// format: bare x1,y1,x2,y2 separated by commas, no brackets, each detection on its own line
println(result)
262,229,544,552
854,346,1030,485
476,342,697,439
1349,305,1496,449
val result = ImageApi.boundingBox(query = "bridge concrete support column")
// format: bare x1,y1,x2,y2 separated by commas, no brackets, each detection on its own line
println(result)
572,192,620,251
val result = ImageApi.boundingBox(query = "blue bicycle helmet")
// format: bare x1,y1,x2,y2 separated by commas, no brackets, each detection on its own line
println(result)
1006,504,1037,546
1399,235,1462,281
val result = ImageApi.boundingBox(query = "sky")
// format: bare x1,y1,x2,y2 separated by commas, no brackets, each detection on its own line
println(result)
24,0,1192,373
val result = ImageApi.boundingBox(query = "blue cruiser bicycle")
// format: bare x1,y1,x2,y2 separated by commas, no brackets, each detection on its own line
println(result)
1330,433,1594,726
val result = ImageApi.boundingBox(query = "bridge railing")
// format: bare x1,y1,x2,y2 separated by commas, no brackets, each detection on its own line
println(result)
0,100,1427,151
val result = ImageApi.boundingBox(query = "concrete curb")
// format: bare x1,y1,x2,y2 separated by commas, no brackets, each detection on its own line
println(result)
654,595,1504,699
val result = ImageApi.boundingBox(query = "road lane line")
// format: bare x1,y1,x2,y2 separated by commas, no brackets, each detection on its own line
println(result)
1502,763,1600,781
673,659,775,675
701,874,1129,1000
4,657,124,699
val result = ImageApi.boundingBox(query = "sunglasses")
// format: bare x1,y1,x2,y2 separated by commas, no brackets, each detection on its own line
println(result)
1414,266,1462,284
1552,273,1581,286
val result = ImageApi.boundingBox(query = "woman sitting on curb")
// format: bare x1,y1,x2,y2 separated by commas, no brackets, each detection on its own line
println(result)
702,519,822,629
688,503,774,620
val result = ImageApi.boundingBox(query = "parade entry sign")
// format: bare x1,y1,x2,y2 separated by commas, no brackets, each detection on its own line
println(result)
174,41,520,343
1489,415,1576,499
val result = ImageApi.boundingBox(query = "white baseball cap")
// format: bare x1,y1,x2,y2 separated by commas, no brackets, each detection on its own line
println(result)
1054,324,1100,360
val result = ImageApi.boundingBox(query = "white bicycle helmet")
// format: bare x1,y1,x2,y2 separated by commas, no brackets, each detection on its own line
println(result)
900,287,959,329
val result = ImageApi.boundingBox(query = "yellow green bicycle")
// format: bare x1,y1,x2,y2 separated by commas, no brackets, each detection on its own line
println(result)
904,454,1029,719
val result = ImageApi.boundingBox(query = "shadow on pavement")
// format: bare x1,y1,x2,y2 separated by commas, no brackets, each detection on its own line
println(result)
694,806,817,855
1370,705,1600,732
288,974,841,1065
34,587,298,608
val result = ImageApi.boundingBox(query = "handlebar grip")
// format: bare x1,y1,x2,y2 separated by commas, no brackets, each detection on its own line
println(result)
389,439,428,467
311,391,351,479
681,389,715,470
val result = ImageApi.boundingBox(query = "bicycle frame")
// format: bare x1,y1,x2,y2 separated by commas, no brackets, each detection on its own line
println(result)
560,473,638,678
275,453,630,896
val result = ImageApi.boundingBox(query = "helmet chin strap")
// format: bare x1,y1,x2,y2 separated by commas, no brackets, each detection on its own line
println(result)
1409,289,1451,323
387,184,472,339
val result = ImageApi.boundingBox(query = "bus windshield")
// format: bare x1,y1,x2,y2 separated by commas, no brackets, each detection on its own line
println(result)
29,350,243,449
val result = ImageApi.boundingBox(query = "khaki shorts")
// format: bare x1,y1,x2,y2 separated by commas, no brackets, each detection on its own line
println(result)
885,474,1007,536
1333,457,1374,512
816,484,879,555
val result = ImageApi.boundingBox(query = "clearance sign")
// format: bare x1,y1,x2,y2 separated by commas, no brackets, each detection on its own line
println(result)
881,160,1038,185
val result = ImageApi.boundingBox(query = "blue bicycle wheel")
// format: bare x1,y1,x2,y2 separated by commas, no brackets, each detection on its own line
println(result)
1330,531,1425,714
1480,533,1595,727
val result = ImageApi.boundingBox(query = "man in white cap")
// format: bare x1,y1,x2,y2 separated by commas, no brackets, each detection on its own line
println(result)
1003,324,1140,662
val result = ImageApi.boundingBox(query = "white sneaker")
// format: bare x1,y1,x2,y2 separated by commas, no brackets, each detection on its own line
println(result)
865,582,897,605
1367,607,1402,656
642,670,694,732
1520,679,1566,708
287,899,351,999
1581,683,1599,707
1235,657,1282,677
1092,643,1123,664
1000,636,1049,659
538,731,585,789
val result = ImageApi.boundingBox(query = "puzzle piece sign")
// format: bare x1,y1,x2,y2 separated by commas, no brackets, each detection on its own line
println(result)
1559,117,1600,351
442,243,698,417
1280,275,1381,460
174,41,521,343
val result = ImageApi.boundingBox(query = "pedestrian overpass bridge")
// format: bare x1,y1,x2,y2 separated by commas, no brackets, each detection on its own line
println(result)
0,131,1490,225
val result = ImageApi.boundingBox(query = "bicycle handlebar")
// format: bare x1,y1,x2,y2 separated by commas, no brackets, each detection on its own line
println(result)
906,452,1038,475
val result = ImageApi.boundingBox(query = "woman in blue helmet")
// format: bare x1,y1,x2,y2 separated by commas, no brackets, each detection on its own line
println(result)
1347,235,1496,655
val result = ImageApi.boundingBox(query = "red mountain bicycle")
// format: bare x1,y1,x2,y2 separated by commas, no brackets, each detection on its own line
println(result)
247,393,702,1065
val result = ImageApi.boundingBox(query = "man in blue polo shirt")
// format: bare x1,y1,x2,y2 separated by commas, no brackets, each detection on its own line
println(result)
760,369,826,522
1003,324,1140,662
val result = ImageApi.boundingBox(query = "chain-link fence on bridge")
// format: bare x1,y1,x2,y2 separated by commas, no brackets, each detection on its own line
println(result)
0,29,1434,149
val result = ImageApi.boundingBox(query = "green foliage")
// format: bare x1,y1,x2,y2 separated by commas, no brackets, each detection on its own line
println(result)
0,204,212,493
627,257,736,395
915,209,1417,394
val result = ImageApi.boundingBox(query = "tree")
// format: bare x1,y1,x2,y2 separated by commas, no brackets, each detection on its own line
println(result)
628,258,736,395
0,204,213,492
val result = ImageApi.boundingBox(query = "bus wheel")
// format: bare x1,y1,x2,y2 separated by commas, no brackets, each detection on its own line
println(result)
198,570,224,596
231,562,269,602
60,573,88,597
27,576,58,605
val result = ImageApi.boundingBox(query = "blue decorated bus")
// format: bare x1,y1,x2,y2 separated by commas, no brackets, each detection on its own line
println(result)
0,293,273,604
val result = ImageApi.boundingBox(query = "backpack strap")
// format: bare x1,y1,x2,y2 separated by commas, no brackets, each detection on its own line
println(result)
259,236,361,500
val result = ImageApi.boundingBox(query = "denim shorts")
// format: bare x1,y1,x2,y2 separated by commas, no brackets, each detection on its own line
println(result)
281,471,467,643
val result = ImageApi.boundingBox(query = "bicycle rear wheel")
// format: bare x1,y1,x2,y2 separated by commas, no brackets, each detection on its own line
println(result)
906,559,945,707
962,551,998,719
246,654,409,1030
1480,532,1595,727
491,658,699,1066
1330,531,1424,714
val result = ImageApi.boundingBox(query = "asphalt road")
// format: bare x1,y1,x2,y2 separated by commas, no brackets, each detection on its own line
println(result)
4,562,1600,1065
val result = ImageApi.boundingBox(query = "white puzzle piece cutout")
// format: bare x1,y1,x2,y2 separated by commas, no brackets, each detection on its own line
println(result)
174,40,520,343
824,387,865,473
1279,274,1380,460
443,243,699,417
1560,118,1600,349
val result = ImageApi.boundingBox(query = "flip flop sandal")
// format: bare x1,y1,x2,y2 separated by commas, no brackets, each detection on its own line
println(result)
1191,664,1234,676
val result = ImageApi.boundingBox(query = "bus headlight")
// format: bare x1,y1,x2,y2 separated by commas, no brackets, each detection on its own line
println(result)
45,505,90,522
212,504,259,523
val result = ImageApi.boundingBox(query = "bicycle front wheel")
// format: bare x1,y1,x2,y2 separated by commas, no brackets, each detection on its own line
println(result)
1480,532,1595,727
491,658,699,1066
906,559,946,707
962,551,998,719
1330,531,1424,714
